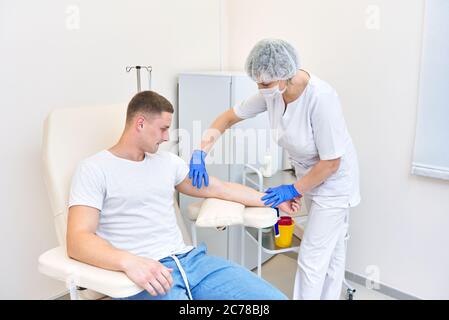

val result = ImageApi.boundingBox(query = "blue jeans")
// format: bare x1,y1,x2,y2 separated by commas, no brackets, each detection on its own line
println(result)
115,243,287,300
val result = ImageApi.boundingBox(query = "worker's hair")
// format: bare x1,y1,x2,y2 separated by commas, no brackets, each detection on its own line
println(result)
126,90,174,124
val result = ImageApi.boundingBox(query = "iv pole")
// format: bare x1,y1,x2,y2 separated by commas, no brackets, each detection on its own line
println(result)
126,66,152,92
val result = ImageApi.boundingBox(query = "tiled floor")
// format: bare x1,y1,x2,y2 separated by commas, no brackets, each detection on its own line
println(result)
257,254,395,300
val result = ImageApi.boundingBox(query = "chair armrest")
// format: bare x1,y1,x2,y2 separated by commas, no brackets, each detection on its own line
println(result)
192,198,277,229
38,246,141,298
242,207,277,229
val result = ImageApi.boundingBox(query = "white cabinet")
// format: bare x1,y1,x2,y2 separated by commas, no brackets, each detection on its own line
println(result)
178,72,281,268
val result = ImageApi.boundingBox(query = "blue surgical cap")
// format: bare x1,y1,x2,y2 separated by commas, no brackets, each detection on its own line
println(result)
245,38,301,83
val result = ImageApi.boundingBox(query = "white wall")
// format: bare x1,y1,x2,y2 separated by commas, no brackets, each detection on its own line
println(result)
3,0,448,300
225,0,449,299
0,0,222,299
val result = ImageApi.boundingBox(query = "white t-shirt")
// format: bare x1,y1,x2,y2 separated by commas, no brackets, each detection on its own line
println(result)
68,150,192,261
234,72,360,208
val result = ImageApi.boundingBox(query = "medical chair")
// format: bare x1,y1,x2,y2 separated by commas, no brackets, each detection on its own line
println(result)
38,104,193,300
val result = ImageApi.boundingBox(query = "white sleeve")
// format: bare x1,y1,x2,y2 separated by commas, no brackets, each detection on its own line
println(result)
169,153,189,186
310,91,348,160
233,93,267,119
68,161,105,211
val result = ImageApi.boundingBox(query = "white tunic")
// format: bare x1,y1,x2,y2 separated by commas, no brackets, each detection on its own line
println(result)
234,73,360,208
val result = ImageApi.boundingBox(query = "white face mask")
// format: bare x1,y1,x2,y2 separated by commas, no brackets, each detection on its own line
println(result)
259,83,287,99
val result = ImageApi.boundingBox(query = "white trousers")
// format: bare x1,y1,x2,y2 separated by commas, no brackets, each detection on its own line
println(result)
293,198,349,300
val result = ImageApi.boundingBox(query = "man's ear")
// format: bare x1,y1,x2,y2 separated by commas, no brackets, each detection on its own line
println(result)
136,116,145,129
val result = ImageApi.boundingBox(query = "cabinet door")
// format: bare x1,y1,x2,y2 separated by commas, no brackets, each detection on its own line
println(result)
178,74,231,259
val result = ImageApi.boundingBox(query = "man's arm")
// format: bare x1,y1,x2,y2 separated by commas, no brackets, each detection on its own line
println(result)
175,176,300,213
67,205,173,296
176,176,264,206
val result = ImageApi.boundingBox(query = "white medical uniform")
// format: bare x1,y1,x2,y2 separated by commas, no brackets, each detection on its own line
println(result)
233,72,360,300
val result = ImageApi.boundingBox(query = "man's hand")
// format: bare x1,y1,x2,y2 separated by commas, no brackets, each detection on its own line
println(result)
122,255,174,297
277,197,301,215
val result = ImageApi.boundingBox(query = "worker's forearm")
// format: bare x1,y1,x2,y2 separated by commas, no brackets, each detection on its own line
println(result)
200,113,232,154
67,232,133,272
294,160,339,194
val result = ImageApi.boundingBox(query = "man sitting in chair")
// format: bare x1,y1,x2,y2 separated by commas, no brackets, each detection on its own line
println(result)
67,90,299,300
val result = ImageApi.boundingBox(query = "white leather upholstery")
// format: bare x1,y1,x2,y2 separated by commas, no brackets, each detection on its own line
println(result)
39,104,190,299
42,104,126,246
195,199,245,227
187,201,202,220
38,247,141,298
242,207,278,229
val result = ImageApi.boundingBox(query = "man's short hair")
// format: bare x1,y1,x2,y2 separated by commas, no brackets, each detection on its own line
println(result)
126,90,174,123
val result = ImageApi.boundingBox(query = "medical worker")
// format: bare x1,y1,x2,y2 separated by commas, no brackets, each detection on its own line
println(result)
189,38,360,300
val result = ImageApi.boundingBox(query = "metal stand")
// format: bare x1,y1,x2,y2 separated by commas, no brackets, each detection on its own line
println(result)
244,226,301,277
126,65,152,92
243,166,357,300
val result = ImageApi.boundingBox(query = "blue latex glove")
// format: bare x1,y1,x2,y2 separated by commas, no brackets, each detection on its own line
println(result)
261,184,301,208
189,150,209,189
